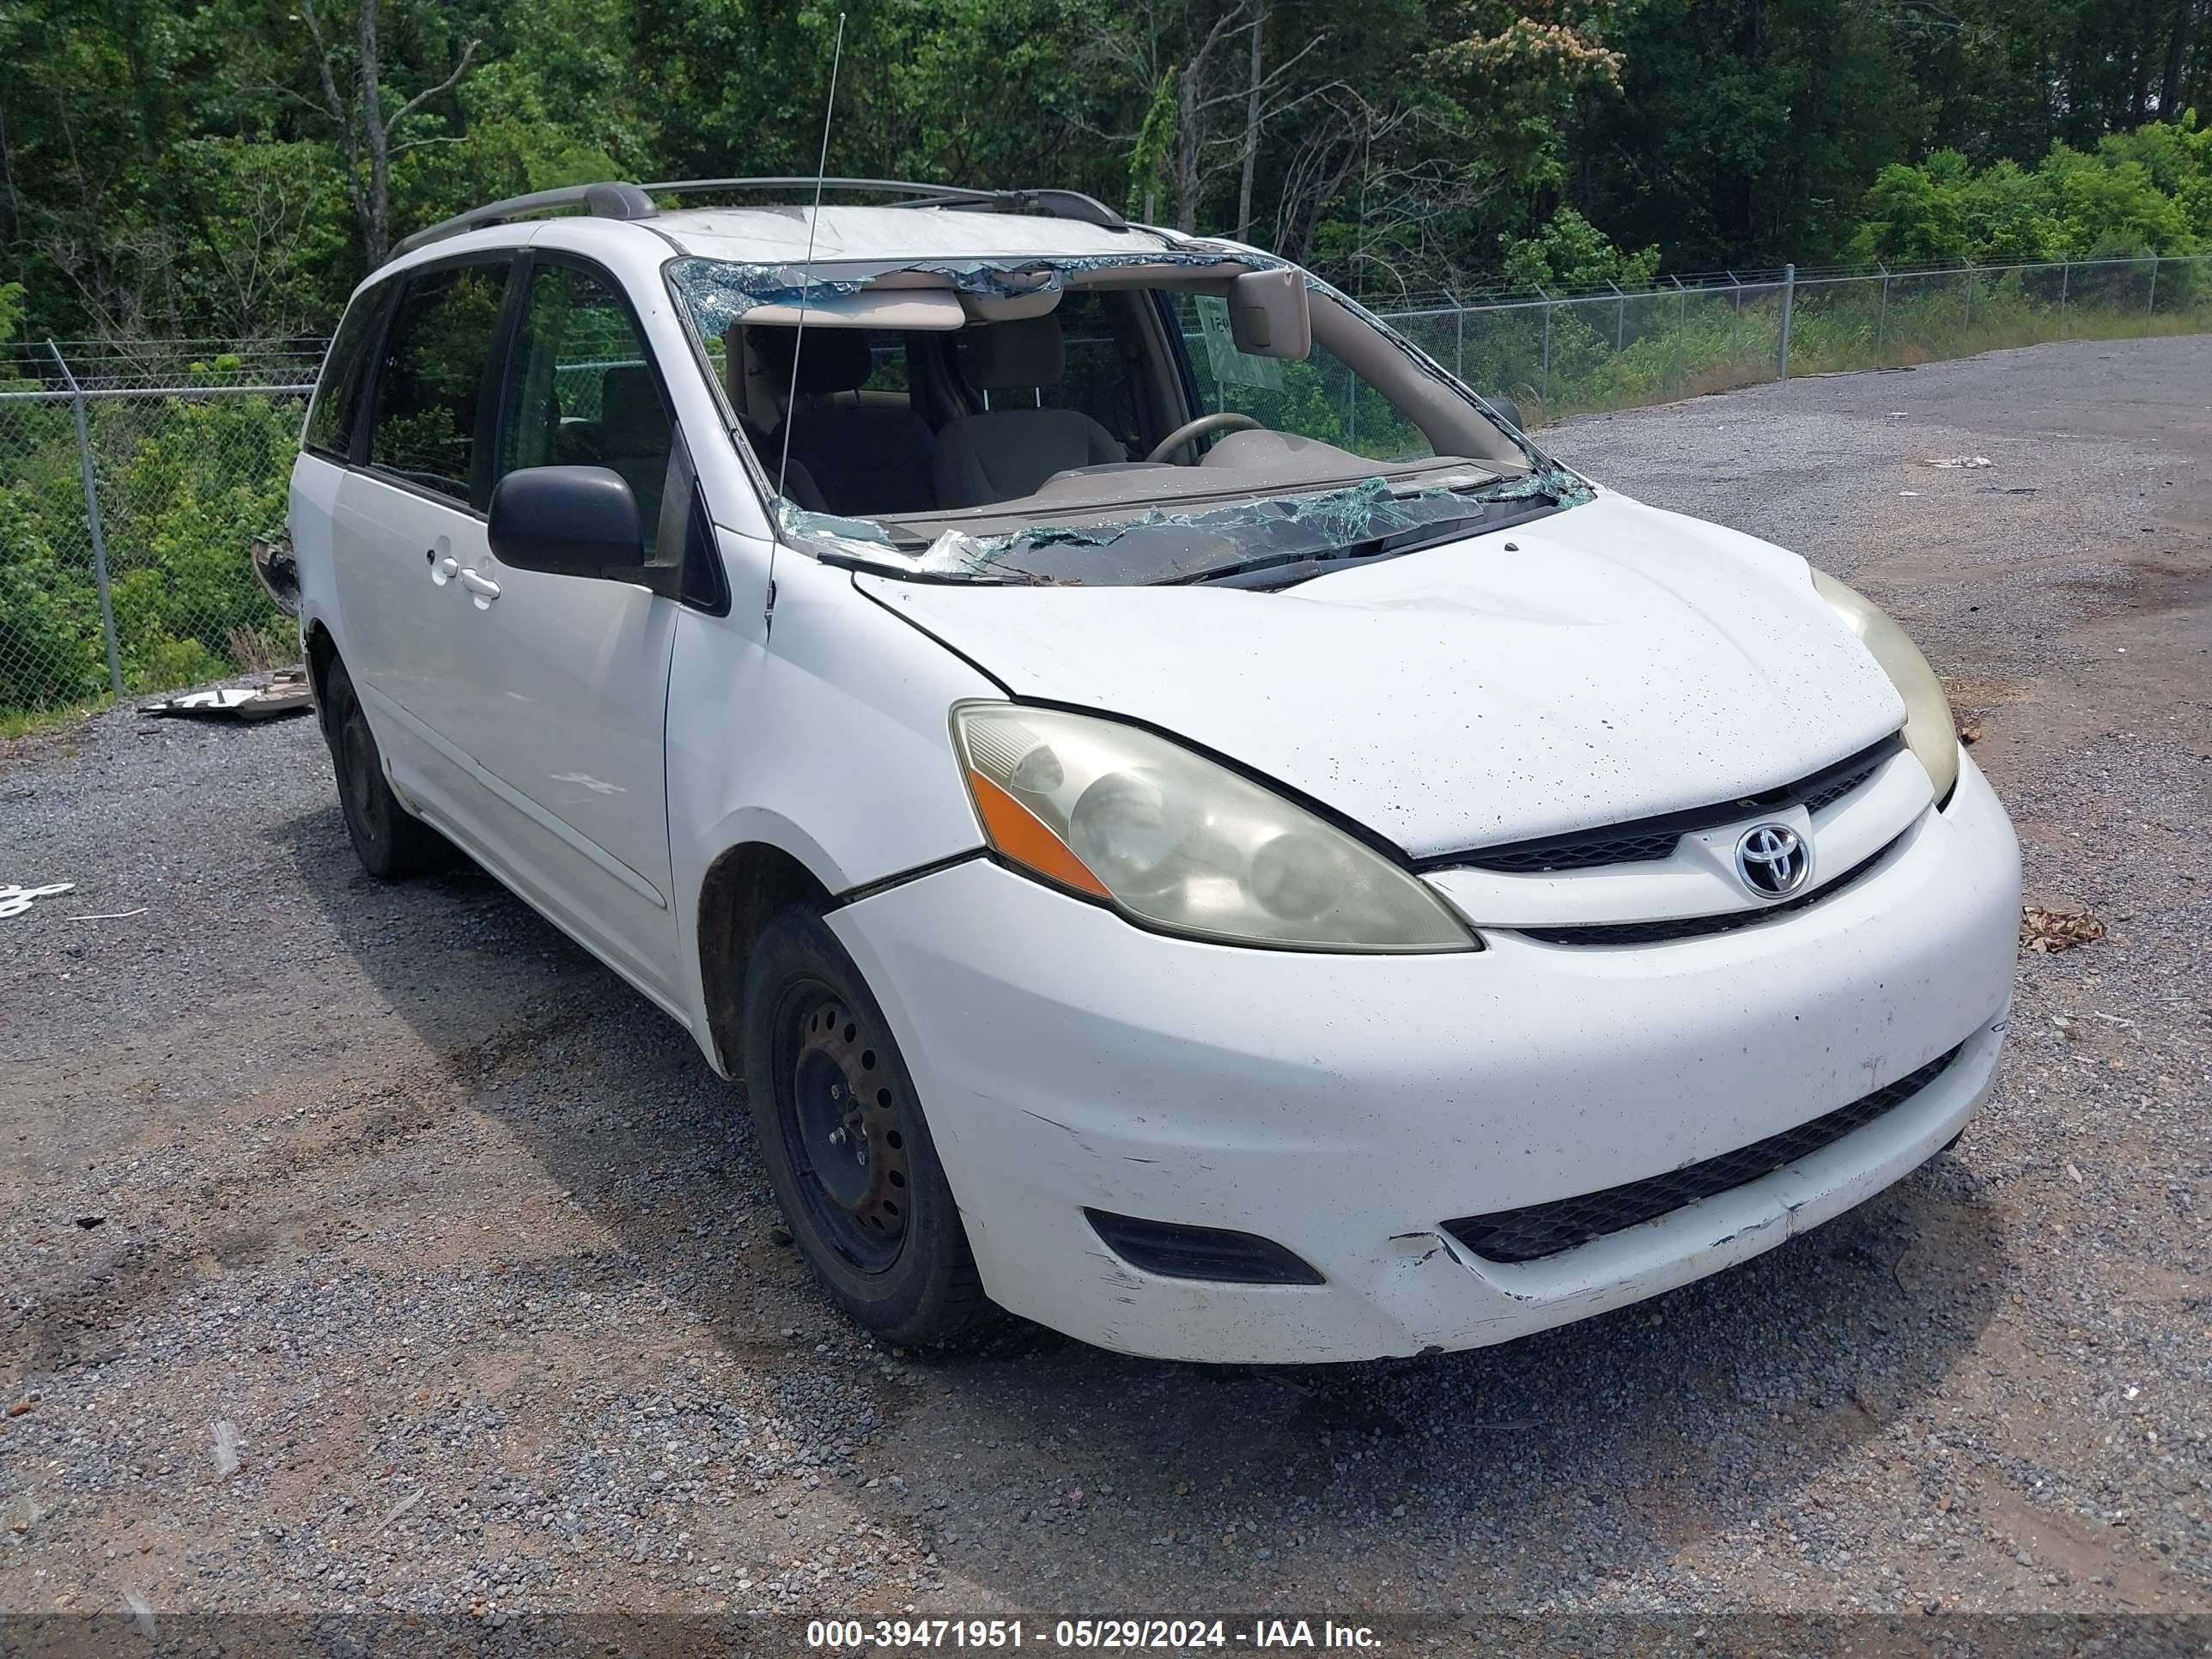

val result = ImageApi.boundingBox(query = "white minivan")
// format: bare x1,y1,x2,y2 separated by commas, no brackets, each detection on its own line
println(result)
283,179,2020,1364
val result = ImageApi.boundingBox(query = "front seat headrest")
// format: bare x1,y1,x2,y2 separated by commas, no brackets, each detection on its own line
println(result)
957,314,1066,391
750,326,874,397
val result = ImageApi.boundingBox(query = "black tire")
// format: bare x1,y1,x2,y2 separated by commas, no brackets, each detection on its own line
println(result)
322,656,455,880
741,904,988,1346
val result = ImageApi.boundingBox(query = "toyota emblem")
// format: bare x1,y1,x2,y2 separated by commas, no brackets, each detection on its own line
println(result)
1734,822,1810,898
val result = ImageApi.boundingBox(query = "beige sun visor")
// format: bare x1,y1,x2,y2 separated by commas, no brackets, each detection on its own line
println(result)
738,289,968,330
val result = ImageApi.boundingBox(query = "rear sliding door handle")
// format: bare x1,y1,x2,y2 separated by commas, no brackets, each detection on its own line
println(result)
457,567,501,604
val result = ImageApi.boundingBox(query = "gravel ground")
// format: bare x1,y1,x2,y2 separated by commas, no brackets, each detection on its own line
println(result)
3,336,2208,1643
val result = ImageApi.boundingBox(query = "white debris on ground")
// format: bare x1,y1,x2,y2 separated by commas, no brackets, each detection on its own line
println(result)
139,666,312,723
0,882,73,919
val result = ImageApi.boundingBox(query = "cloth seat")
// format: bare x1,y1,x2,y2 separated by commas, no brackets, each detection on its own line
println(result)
931,315,1126,507
753,327,937,515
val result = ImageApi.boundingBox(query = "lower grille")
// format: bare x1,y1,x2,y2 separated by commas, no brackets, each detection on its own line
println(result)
1442,1043,1966,1264
1085,1210,1323,1285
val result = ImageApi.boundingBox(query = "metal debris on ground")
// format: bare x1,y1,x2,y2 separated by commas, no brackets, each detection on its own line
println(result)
2021,905,2106,952
0,882,74,919
1926,455,1995,468
140,667,311,723
211,1419,240,1479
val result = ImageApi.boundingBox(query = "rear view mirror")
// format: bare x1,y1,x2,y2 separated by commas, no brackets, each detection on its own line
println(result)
1230,268,1311,361
488,465,672,594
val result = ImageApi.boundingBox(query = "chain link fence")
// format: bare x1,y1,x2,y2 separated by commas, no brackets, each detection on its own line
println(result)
1375,252,2211,420
3,252,2209,722
0,339,319,722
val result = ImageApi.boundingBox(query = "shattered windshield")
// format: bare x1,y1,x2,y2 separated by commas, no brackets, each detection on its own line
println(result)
668,250,1591,586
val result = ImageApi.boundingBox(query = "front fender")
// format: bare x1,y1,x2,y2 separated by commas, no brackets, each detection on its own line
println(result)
665,538,996,1068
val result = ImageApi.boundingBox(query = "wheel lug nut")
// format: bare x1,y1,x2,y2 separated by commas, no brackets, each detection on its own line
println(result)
828,1128,846,1147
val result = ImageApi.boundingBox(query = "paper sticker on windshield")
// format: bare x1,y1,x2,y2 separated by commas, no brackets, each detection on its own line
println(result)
1194,295,1285,391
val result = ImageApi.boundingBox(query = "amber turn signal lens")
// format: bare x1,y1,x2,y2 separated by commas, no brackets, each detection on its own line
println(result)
965,769,1112,899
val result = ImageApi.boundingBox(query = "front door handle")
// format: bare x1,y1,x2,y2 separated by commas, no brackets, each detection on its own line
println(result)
457,567,501,605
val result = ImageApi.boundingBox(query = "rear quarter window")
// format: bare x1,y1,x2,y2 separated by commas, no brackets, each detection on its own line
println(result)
303,288,389,460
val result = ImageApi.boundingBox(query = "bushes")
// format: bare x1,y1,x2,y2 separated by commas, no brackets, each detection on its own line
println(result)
0,389,299,714
1850,117,2212,268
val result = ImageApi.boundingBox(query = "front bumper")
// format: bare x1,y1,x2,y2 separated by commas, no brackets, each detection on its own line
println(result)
831,756,2021,1364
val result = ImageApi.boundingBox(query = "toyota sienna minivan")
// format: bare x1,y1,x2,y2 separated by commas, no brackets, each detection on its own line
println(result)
281,177,2019,1363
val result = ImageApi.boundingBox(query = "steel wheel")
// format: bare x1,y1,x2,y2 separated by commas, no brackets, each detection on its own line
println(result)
776,983,914,1273
741,904,988,1345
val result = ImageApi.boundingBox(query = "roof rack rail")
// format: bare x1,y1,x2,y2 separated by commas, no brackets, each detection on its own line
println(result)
386,175,1127,263
388,181,658,262
642,178,1128,231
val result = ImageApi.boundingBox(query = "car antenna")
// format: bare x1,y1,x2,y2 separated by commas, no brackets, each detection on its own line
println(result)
775,11,847,513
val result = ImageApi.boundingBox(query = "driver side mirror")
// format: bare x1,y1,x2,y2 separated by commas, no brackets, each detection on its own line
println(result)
1481,396,1525,433
488,465,677,596
1229,269,1311,361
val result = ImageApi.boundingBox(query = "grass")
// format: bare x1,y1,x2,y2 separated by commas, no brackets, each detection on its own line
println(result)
0,694,109,742
1519,303,2212,426
1790,306,2212,376
227,622,303,675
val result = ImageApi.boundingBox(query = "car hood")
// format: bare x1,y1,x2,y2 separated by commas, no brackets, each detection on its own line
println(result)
854,491,1907,857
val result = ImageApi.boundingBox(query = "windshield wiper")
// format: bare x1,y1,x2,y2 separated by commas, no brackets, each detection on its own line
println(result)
1163,492,1564,590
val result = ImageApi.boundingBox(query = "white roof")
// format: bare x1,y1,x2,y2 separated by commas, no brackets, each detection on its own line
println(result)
653,204,1176,266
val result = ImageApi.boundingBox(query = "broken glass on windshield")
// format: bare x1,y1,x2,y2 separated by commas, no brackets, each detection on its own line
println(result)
672,250,1589,586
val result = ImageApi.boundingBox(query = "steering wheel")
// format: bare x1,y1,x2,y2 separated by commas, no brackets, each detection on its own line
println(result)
1146,410,1262,463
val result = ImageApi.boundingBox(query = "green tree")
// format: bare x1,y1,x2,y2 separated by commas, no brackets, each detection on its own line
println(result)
1501,204,1660,288
1849,119,2207,265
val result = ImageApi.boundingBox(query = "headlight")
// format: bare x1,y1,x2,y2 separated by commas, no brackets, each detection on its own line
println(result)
951,702,1476,951
1811,570,1960,802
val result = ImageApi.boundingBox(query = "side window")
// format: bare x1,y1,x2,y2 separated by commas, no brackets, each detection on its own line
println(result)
366,261,509,506
1172,292,1432,463
303,287,386,459
496,261,672,553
